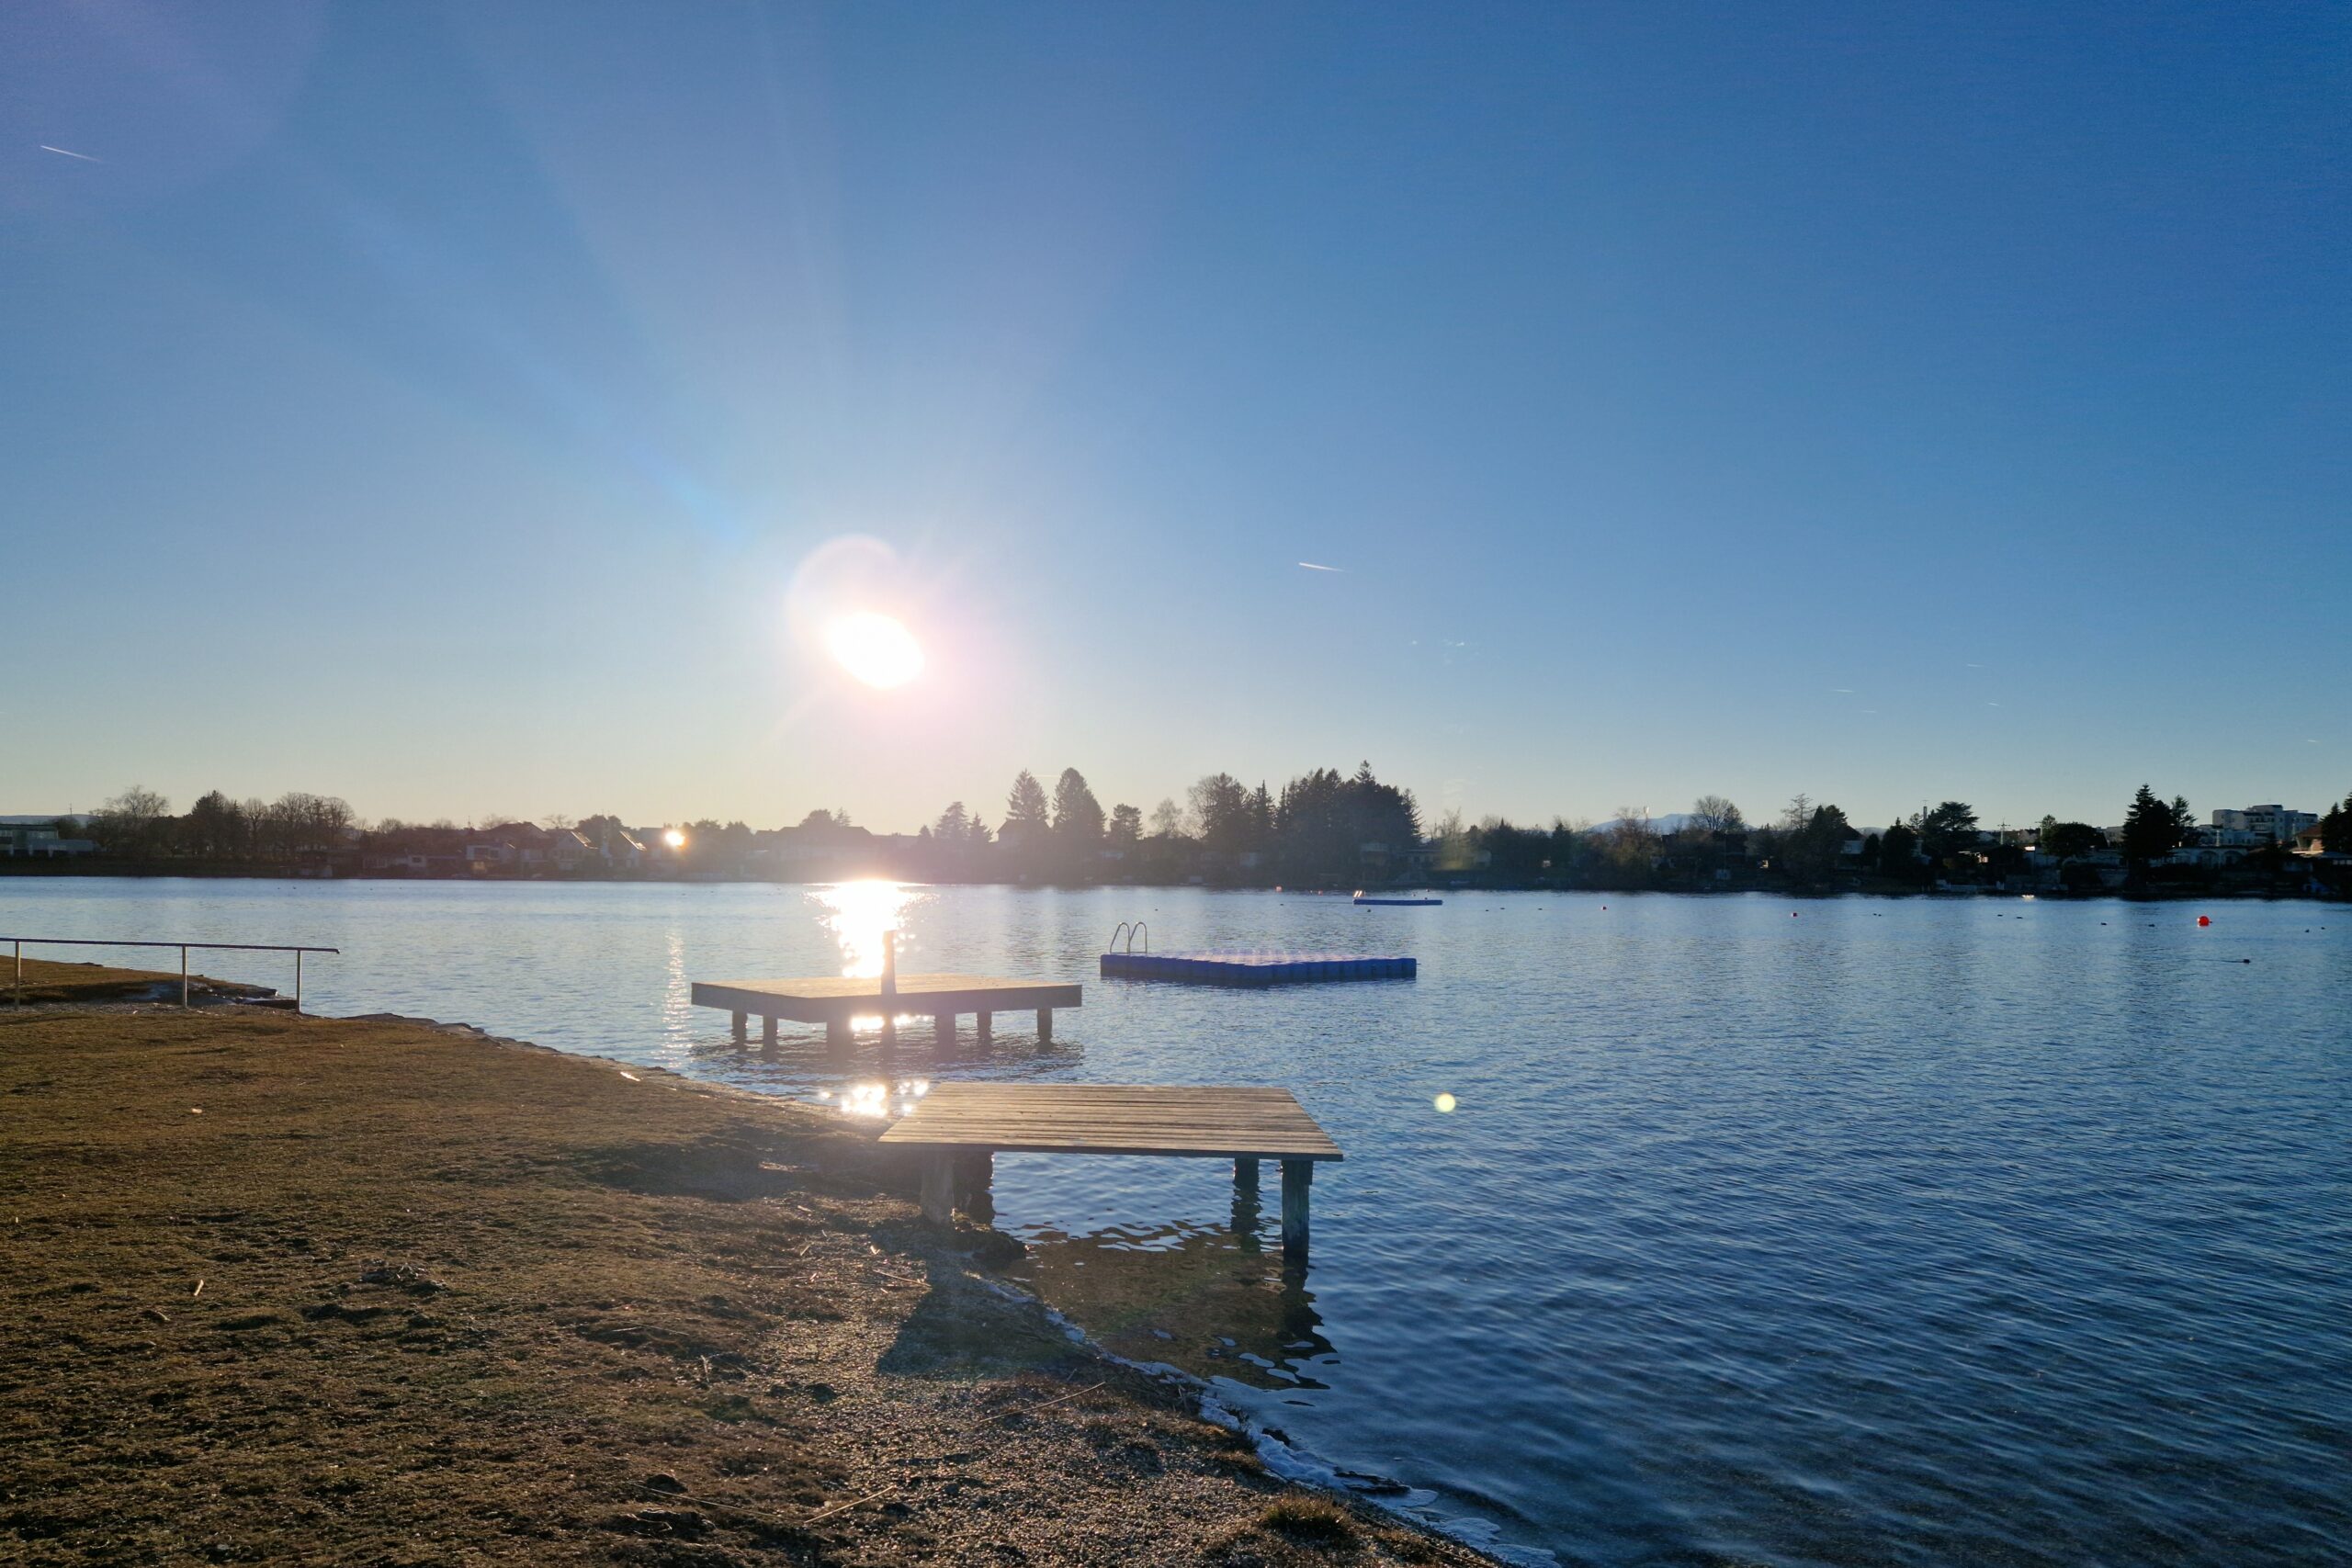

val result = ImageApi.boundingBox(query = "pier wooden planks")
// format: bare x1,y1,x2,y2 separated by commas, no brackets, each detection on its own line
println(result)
876,1082,1342,1161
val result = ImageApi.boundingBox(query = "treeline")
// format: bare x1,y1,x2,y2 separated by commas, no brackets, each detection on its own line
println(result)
49,787,359,864
29,773,2352,894
920,761,1424,886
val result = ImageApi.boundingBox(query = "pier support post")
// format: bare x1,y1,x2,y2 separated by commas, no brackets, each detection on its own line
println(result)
934,1014,956,1053
1281,1159,1313,1264
1037,1008,1053,1043
1233,1157,1263,1247
762,1014,777,1046
730,1010,747,1043
826,1018,852,1054
976,1012,992,1048
954,1150,994,1222
920,1152,954,1227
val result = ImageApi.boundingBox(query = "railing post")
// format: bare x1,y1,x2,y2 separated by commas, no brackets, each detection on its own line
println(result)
295,950,304,1013
12,939,20,1007
180,945,189,1008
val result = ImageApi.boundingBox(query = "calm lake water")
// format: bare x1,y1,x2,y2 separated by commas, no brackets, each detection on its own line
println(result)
8,879,2349,1566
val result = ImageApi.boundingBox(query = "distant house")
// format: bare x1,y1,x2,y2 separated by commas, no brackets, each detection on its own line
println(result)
545,829,595,873
756,820,890,876
0,816,96,858
466,822,557,874
2211,805,2319,843
363,851,433,875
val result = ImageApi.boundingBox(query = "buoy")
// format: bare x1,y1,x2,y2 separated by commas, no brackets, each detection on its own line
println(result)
2241,958,2251,964
2197,915,2211,928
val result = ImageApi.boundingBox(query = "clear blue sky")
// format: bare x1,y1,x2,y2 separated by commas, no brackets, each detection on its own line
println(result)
5,3,2345,834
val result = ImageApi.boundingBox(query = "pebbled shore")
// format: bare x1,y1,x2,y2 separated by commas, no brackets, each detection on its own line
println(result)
0,999,1498,1566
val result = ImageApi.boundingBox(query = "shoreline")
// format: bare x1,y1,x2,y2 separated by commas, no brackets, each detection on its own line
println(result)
293,1005,1554,1564
1,994,1510,1566
5,864,2338,902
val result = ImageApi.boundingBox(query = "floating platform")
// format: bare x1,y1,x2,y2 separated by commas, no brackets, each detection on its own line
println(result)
878,1082,1341,1257
1099,950,1415,986
1353,896,1442,906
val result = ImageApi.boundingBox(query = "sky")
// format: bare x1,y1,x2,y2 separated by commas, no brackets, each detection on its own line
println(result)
3,2,2346,835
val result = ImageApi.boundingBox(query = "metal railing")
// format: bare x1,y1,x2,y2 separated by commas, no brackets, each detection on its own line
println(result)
1106,921,1148,954
6,936,339,1010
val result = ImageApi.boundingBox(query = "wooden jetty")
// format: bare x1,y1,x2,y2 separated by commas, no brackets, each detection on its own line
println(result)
878,1082,1342,1260
689,974,1081,1050
1353,896,1442,906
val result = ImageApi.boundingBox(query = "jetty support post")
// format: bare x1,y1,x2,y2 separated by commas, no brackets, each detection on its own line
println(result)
1037,1008,1054,1043
920,1151,955,1226
934,1013,956,1054
955,1150,994,1222
1234,1156,1260,1196
826,1017,852,1054
762,1014,778,1046
976,1012,992,1049
730,1010,747,1043
1281,1159,1312,1264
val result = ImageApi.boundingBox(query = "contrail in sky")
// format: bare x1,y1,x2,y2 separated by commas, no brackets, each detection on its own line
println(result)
40,144,103,163
1297,561,1343,572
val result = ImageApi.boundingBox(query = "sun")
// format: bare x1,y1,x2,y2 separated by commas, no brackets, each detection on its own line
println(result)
826,612,923,689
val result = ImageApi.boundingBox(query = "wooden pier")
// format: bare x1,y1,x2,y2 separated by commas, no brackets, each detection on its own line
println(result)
689,974,1080,1051
877,1082,1342,1260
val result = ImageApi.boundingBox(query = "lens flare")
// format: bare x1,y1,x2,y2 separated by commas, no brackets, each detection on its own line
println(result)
826,612,923,689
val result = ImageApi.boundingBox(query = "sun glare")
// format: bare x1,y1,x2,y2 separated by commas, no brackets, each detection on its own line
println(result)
826,612,923,689
663,828,686,848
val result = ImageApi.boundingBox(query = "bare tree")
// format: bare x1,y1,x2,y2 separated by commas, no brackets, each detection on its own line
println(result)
1690,795,1744,832
1780,794,1814,834
95,785,170,858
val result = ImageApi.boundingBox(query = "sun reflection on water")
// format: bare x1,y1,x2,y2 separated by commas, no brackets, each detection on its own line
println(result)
809,880,926,979
820,1078,931,1119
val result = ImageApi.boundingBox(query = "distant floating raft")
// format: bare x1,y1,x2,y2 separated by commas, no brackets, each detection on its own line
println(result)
1352,897,1442,906
1099,950,1417,986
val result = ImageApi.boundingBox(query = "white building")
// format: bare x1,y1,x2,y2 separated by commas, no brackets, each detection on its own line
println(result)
0,816,96,858
2210,805,2318,843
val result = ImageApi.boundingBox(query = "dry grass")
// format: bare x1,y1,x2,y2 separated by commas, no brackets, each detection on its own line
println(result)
0,1005,1492,1566
1261,1495,1361,1543
3,956,267,1006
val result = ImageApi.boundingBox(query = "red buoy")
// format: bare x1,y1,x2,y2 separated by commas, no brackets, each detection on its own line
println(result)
2197,915,2212,928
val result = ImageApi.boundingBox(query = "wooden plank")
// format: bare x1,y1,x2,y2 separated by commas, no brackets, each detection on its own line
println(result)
878,1083,1342,1161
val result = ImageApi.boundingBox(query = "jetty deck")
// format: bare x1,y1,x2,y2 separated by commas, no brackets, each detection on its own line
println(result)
879,1082,1341,1258
690,974,1080,1049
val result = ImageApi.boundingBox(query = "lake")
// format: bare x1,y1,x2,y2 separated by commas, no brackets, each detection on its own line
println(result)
6,878,2347,1566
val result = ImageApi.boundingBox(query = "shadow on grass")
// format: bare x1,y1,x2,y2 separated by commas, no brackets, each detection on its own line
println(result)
877,1257,1094,1381
576,1137,813,1202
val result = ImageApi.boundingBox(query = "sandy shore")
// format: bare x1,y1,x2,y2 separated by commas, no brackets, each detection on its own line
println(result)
0,996,1495,1566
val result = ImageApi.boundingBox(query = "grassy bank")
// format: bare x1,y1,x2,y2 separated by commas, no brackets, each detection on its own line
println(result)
0,1003,1487,1566
3,956,275,1007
